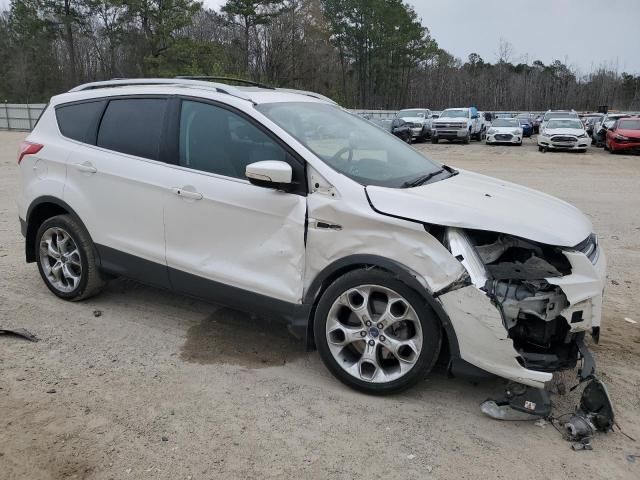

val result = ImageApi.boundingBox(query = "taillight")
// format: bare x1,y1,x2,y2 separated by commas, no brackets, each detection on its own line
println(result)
18,141,43,164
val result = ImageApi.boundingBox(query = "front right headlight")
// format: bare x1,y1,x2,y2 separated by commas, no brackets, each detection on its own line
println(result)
487,128,496,134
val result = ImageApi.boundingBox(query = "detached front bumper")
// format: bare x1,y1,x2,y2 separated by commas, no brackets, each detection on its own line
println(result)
438,234,606,389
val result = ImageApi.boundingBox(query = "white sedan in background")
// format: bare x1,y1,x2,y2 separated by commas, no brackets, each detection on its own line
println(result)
538,118,590,153
485,118,523,145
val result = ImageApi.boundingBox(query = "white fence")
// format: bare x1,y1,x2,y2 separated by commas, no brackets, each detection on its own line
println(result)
0,103,47,131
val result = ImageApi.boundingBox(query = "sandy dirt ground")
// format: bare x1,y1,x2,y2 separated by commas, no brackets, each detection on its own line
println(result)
1,130,639,479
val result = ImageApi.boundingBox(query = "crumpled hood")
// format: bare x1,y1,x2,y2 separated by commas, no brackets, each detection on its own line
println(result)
366,170,592,247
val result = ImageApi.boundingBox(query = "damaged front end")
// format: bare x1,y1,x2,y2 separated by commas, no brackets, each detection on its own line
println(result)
435,226,607,419
443,227,601,377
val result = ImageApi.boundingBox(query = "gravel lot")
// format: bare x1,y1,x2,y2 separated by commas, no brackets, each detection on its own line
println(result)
1,130,639,479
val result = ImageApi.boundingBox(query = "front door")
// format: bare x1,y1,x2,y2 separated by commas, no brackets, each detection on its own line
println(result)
164,98,307,305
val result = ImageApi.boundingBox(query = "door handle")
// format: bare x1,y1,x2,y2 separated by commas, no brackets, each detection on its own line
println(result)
171,187,203,201
74,162,97,174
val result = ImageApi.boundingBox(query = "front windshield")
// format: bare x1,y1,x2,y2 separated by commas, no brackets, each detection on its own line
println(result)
256,102,445,188
398,109,428,118
618,119,640,130
493,119,519,127
547,119,583,129
441,109,468,118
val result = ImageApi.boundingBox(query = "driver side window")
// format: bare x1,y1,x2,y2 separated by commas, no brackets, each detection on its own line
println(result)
179,100,288,179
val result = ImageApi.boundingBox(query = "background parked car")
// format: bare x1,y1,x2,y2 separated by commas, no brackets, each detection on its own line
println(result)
584,115,604,137
538,118,589,152
605,117,640,153
539,109,580,132
395,108,433,141
592,113,629,147
431,107,483,144
485,118,523,145
518,118,534,137
390,118,413,143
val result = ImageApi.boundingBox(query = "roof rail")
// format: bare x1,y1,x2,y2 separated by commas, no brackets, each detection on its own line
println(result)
175,75,275,90
275,88,337,104
68,78,254,102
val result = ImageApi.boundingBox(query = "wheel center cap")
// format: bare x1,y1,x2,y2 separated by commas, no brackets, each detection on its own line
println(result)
369,326,379,338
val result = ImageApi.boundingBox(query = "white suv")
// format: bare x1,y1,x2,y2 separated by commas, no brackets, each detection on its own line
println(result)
18,78,606,398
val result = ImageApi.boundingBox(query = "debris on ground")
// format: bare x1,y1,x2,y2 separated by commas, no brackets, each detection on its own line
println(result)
0,327,39,342
534,419,547,428
624,317,637,324
93,310,102,318
480,382,551,421
46,389,56,394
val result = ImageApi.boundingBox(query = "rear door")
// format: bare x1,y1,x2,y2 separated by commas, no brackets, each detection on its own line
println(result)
62,96,172,288
163,98,307,304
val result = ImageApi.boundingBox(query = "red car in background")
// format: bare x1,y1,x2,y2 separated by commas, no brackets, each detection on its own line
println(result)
606,117,640,153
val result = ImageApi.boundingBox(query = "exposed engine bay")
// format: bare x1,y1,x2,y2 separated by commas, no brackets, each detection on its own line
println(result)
442,227,590,374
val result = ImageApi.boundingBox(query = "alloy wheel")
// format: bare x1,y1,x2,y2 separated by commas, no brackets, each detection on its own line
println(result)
325,285,423,383
39,227,82,293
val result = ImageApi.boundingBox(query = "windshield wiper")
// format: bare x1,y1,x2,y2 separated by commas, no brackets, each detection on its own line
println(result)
442,164,459,176
402,169,444,188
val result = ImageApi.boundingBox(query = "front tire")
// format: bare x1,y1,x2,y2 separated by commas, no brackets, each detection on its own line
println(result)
463,133,470,144
35,214,105,301
431,137,439,144
314,269,442,395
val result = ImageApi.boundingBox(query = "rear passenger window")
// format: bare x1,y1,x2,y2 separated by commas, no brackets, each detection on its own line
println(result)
56,100,106,144
97,99,167,160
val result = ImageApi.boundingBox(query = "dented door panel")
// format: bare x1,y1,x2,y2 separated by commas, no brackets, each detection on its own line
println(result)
165,170,307,303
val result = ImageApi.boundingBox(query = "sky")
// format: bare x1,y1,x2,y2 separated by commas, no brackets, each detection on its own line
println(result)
1,0,637,73
203,0,640,74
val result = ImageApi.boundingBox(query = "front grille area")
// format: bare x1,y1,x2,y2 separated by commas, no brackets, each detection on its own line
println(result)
436,123,465,129
495,134,513,141
551,135,577,143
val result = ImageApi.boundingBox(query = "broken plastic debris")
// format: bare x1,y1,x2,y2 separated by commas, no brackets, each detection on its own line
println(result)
407,454,415,460
480,400,540,421
0,327,39,342
624,317,637,324
534,419,547,428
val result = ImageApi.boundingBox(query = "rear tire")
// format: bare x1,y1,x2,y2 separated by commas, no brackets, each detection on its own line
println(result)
35,214,105,301
314,269,442,395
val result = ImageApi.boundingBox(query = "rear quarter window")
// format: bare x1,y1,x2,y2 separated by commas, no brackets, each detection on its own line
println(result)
97,98,167,160
55,100,106,144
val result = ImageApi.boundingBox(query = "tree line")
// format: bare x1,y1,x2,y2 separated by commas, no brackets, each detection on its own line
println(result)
1,0,638,111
